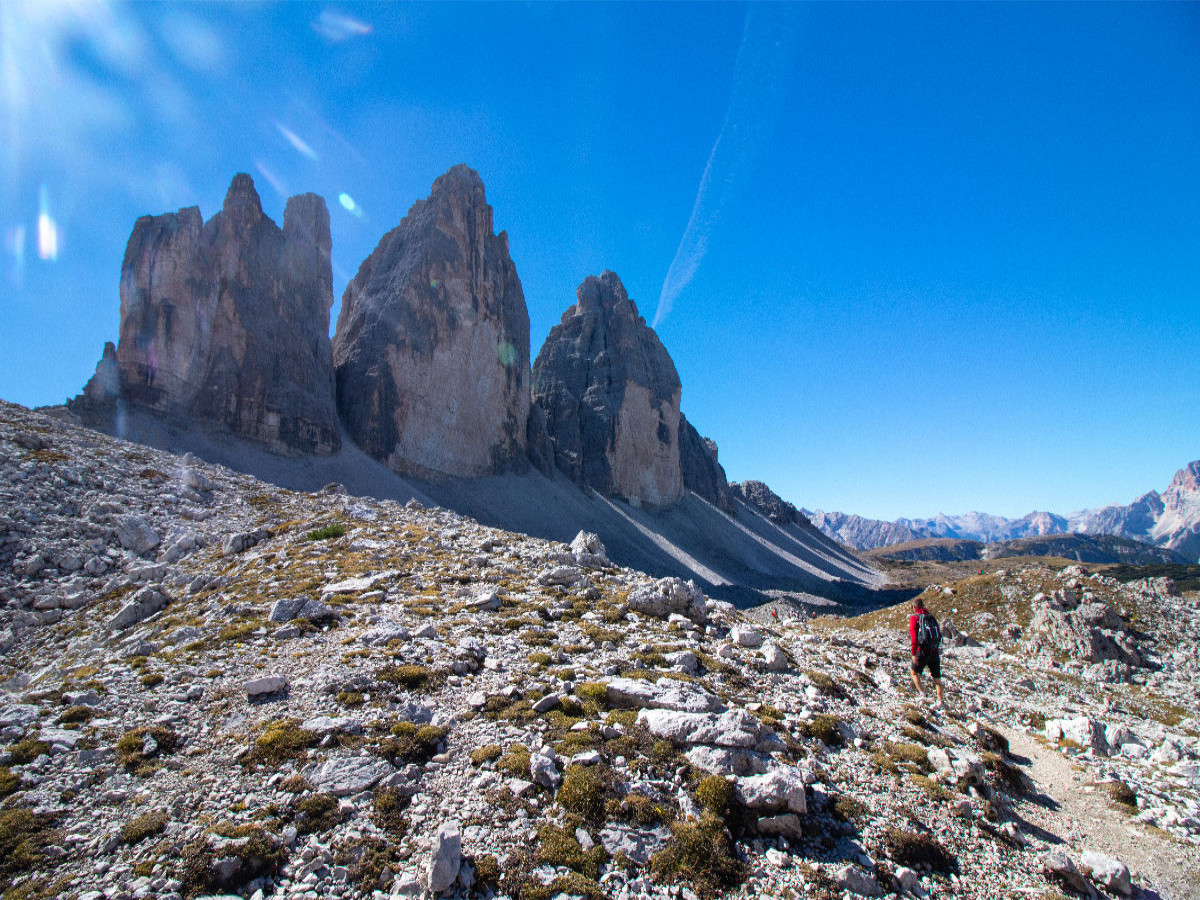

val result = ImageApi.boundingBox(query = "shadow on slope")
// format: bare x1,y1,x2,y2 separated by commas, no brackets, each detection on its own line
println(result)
57,404,894,610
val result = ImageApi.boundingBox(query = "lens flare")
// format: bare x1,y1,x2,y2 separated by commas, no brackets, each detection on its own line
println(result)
273,120,318,160
313,9,373,43
496,341,517,367
5,225,26,285
338,192,363,218
37,186,58,261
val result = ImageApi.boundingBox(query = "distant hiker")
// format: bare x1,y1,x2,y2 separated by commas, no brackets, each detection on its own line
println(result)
909,596,945,707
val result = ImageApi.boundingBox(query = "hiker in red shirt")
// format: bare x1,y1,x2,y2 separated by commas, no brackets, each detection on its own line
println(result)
909,597,945,707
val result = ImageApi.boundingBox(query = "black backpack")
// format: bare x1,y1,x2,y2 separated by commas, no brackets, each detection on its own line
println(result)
916,611,941,651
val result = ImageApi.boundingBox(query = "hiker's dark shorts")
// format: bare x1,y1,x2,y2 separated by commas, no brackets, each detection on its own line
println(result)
912,650,941,679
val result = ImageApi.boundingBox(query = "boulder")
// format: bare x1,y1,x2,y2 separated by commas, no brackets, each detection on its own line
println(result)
626,577,707,625
834,865,880,897
730,625,763,648
531,270,684,506
333,165,530,478
114,516,160,556
637,708,767,749
1045,717,1108,755
1079,850,1132,897
425,821,462,894
735,768,807,814
243,675,287,698
605,678,723,714
308,754,396,797
107,586,169,631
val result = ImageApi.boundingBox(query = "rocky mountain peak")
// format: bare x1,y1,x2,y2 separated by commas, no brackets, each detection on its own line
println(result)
332,165,530,478
1168,461,1200,495
531,271,684,506
70,175,339,455
221,172,264,224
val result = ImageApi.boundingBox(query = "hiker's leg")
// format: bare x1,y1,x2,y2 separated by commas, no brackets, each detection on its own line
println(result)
910,659,924,694
933,678,944,704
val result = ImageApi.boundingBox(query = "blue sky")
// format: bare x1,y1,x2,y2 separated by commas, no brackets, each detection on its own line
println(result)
1,2,1197,520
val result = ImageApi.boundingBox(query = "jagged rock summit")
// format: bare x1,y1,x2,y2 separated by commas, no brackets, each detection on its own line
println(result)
72,174,339,455
332,164,530,479
532,271,684,507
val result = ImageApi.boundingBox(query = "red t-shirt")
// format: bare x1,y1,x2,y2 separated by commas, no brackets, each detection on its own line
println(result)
909,607,926,655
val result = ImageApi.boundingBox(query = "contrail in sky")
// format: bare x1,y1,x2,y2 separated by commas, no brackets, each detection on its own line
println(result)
653,4,800,329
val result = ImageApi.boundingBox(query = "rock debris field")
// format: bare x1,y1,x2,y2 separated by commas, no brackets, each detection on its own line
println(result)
1,397,1199,900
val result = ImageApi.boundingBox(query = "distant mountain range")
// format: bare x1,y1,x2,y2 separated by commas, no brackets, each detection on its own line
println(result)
807,460,1200,563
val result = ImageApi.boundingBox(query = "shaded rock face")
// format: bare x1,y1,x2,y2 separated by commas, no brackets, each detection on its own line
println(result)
732,480,806,526
332,165,530,478
532,271,684,506
78,175,339,455
678,414,734,513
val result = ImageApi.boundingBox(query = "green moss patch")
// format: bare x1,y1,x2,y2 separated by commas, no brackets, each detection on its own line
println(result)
121,810,169,845
649,812,747,898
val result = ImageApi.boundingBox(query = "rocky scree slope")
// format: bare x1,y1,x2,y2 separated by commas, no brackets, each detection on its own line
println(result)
3,400,1199,900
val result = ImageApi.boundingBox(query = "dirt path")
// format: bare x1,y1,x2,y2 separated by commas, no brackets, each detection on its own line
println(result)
999,725,1200,900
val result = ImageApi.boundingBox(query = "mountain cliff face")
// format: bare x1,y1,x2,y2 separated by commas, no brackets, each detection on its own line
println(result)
531,271,684,507
1073,462,1200,561
332,165,530,479
678,414,735,513
73,175,340,455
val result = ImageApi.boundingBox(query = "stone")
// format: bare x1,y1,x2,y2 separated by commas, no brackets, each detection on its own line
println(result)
1042,849,1098,898
626,578,707,625
893,867,920,892
309,754,396,797
599,824,670,866
1045,717,1108,755
605,678,723,714
734,768,807,814
425,821,462,894
730,625,763,648
756,813,803,840
761,641,789,672
529,752,561,789
1080,850,1132,897
73,175,340,454
222,529,270,556
570,530,609,565
333,165,530,478
531,270,684,506
269,597,308,623
532,694,561,714
107,586,169,631
243,675,288,698
834,865,881,897
637,708,766,749
114,516,160,556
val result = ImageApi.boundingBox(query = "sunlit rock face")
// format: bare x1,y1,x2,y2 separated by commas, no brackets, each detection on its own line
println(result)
332,164,530,478
532,271,684,507
92,174,339,454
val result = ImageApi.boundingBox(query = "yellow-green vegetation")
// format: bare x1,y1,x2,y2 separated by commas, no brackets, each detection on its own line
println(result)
881,827,957,874
880,741,932,774
0,806,61,885
580,623,623,645
575,682,609,709
0,766,22,798
56,705,94,726
241,719,318,769
534,821,609,879
557,764,616,825
473,854,501,892
376,663,441,691
380,722,447,765
333,835,404,894
1104,779,1138,814
981,751,1027,793
497,744,532,779
910,773,956,801
832,795,870,822
6,738,51,766
372,786,409,836
803,669,844,698
116,725,178,775
470,744,503,766
336,691,365,708
649,812,747,898
694,775,734,816
178,827,284,898
140,672,165,689
306,522,346,541
527,651,553,667
482,695,536,723
901,723,953,749
295,793,341,834
279,775,311,793
797,714,843,746
617,790,674,826
120,810,169,844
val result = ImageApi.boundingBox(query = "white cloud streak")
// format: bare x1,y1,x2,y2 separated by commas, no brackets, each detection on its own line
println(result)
653,4,799,328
